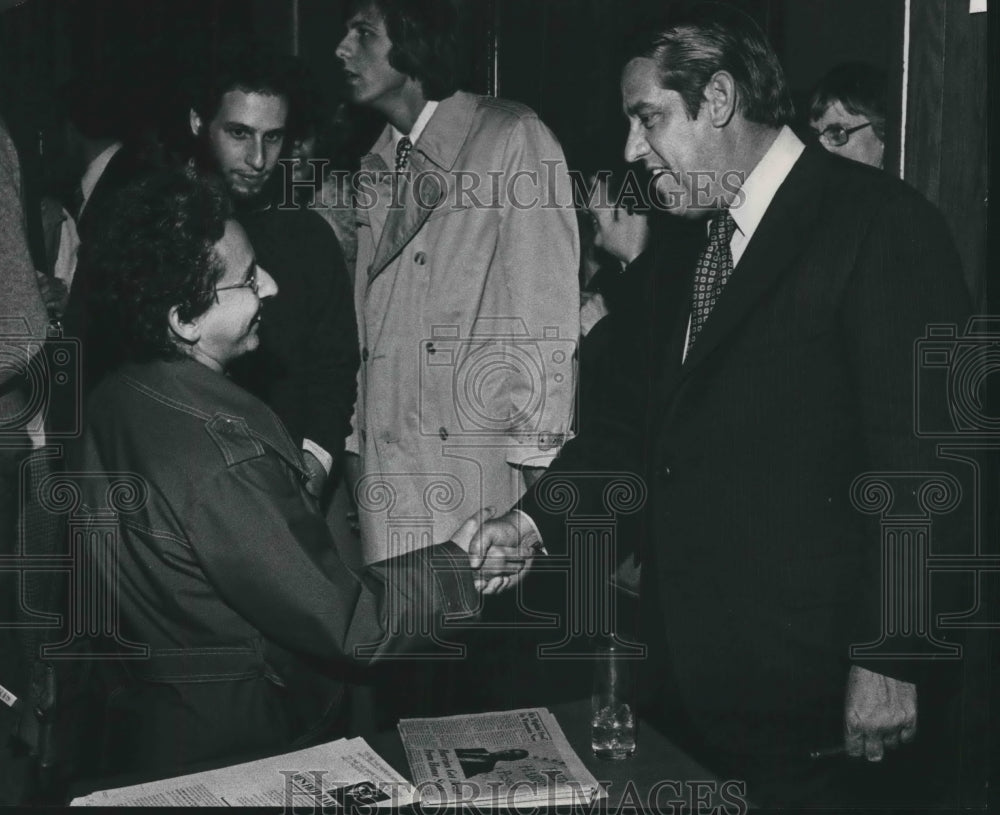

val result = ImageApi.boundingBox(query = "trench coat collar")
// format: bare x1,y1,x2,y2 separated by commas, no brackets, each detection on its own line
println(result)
405,91,478,173
362,91,478,175
117,358,307,475
361,92,478,283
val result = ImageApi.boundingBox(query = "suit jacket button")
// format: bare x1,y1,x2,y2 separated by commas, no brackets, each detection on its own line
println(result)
439,427,449,440
414,251,427,265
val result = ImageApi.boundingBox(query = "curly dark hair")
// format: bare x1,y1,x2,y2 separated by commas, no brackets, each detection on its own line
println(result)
190,40,297,129
350,0,458,101
81,169,231,364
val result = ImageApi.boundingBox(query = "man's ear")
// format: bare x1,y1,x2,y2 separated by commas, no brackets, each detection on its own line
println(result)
189,108,203,138
168,304,201,346
703,71,737,127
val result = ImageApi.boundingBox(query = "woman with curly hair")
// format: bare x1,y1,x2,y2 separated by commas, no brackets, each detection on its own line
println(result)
70,169,480,781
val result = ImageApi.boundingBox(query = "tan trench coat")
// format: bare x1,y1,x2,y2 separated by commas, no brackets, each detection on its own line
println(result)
349,92,580,562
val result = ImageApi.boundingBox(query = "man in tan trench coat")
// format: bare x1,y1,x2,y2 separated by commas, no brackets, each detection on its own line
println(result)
336,0,580,564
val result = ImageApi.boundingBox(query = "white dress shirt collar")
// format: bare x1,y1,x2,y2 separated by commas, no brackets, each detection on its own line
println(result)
80,141,123,215
391,100,439,151
728,125,805,266
682,125,805,361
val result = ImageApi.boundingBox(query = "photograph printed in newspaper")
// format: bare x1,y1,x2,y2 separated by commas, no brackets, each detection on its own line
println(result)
398,707,605,807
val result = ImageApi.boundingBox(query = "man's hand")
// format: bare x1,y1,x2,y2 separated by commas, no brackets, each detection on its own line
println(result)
447,507,495,552
302,450,328,500
844,665,917,761
468,510,540,595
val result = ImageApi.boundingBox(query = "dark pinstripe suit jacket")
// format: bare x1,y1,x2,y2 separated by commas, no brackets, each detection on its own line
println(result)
524,144,972,757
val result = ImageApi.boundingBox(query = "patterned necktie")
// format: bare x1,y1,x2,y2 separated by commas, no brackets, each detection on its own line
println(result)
688,209,737,351
395,135,413,172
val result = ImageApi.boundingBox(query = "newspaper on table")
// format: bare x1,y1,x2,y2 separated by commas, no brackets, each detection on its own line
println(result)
70,736,416,808
398,707,606,808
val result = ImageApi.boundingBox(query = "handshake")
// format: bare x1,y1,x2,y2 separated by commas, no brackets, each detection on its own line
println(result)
450,507,543,595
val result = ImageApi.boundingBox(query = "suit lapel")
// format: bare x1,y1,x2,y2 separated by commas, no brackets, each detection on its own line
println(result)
367,151,444,284
652,230,701,403
677,148,829,376
365,93,476,287
359,149,390,259
78,145,126,237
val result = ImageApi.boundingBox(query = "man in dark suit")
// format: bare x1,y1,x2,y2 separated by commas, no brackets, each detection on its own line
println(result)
63,91,139,242
58,78,153,393
469,6,972,807
188,44,359,500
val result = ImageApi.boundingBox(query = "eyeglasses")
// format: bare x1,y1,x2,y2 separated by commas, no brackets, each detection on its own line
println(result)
212,265,259,301
814,121,873,148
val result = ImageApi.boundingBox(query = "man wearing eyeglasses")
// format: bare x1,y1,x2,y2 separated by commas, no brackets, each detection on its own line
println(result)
189,43,359,503
808,63,887,169
66,169,481,780
470,6,971,807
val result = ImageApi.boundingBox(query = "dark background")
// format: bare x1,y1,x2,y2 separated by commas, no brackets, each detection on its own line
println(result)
0,0,987,302
0,0,898,170
0,0,991,808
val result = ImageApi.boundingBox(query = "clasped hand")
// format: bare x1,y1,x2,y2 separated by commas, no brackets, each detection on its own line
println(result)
449,509,539,594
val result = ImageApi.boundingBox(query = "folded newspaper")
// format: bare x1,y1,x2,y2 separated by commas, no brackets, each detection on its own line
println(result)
70,737,416,808
398,707,606,807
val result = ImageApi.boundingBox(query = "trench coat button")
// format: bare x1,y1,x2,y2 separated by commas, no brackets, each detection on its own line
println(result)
362,347,369,362
414,251,427,266
537,432,565,452
656,464,672,480
361,429,367,442
438,427,449,440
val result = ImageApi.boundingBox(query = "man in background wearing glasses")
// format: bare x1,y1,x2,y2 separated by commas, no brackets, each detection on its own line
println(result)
809,62,886,169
